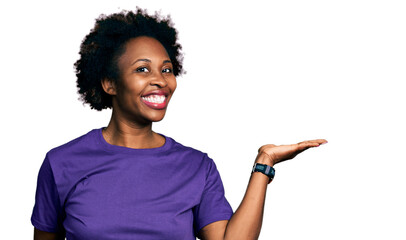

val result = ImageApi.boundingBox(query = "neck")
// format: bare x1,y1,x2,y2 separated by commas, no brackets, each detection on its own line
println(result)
102,110,164,149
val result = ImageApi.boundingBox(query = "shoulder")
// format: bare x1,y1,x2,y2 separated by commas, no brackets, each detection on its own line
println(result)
165,135,216,168
42,128,107,200
46,128,101,162
167,136,207,157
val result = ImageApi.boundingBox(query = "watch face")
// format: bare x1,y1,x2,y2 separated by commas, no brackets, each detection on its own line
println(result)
252,163,275,184
253,163,275,178
256,164,266,171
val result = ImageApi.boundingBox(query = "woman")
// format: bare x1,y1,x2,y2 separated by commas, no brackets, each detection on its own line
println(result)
32,8,327,240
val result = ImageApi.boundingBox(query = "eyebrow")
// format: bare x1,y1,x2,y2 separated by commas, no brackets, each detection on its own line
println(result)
131,59,172,65
132,59,151,65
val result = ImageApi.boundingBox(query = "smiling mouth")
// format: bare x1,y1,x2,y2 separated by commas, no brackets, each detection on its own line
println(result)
141,94,168,109
142,95,166,104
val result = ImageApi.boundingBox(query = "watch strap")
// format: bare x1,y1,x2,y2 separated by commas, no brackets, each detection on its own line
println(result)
252,163,275,183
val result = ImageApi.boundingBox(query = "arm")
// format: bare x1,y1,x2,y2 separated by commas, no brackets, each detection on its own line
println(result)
32,156,66,240
34,228,65,240
199,139,327,240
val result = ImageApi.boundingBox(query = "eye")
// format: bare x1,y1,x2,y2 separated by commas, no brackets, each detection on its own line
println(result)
162,68,173,74
136,67,149,73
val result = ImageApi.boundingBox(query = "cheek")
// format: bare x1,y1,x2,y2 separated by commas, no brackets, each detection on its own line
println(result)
170,78,177,93
119,79,144,96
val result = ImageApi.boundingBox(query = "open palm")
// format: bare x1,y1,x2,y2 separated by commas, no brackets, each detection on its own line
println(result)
258,139,327,166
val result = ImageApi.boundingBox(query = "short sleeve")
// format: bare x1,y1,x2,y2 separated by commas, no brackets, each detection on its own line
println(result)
31,155,65,233
193,154,233,234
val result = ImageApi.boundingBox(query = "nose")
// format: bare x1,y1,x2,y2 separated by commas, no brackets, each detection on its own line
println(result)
150,71,168,88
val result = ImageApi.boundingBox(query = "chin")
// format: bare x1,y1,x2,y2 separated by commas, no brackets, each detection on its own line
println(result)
151,117,165,122
148,112,167,122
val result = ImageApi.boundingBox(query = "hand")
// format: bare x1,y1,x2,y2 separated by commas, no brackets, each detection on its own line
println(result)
256,139,327,166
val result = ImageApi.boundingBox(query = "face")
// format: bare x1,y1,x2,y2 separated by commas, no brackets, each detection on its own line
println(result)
106,36,177,124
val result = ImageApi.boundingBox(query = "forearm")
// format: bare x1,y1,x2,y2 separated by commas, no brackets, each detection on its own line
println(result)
34,228,65,240
204,139,326,240
224,154,272,240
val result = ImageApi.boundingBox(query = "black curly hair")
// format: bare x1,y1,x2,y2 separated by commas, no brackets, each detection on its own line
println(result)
74,8,184,110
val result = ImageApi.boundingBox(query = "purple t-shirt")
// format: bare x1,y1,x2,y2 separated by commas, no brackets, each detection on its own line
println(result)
31,128,233,239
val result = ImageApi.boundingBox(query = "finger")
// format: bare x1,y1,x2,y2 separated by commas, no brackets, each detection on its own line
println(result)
297,142,319,147
299,139,327,143
296,141,326,150
299,139,328,146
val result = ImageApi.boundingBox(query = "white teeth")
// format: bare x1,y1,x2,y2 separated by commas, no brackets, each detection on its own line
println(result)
142,95,166,104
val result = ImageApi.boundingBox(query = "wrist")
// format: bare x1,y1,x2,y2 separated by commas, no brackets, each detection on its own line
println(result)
252,163,275,183
255,152,275,167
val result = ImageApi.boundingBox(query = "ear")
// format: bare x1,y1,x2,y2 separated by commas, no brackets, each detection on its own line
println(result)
101,78,117,95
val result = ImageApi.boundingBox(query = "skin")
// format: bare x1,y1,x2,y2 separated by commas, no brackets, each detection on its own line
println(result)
200,139,327,240
34,36,327,240
101,36,177,149
34,229,64,240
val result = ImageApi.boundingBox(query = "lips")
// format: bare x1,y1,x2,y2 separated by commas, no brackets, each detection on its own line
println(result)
141,90,169,110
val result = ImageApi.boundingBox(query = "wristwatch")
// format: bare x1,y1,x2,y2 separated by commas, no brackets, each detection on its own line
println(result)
252,163,275,183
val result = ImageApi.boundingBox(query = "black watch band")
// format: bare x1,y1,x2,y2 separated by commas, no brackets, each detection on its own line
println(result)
252,163,275,183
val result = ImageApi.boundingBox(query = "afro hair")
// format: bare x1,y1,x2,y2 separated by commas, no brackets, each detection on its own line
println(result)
74,8,184,110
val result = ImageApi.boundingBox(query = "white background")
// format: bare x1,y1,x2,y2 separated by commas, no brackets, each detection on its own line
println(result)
1,0,405,239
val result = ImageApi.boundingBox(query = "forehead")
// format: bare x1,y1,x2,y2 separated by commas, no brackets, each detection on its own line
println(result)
119,36,170,63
